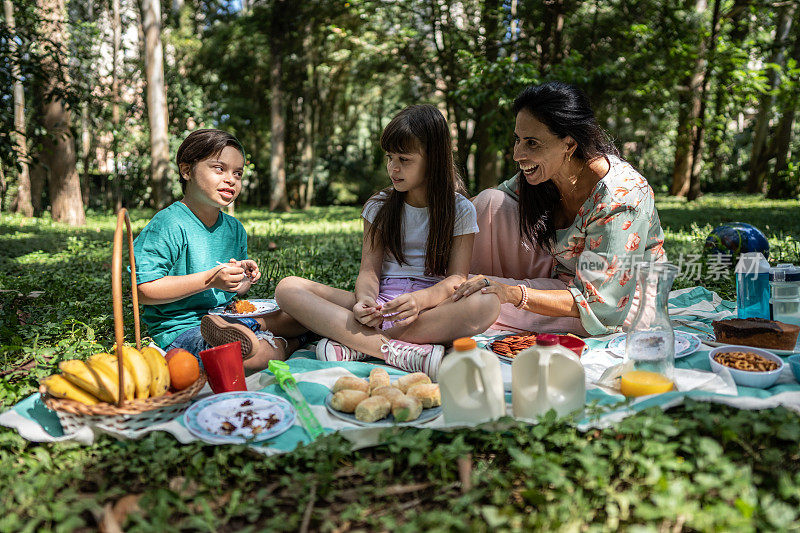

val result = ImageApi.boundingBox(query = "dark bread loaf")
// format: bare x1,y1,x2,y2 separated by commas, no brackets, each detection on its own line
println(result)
712,317,800,350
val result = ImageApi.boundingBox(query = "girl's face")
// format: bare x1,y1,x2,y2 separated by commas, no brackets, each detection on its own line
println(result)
182,145,245,208
386,150,426,197
513,109,575,186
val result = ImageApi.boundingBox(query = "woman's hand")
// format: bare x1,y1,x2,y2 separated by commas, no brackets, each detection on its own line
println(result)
381,293,421,325
353,298,383,328
453,275,521,306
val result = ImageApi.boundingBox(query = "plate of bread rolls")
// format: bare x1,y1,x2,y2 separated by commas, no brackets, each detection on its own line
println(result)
324,368,442,427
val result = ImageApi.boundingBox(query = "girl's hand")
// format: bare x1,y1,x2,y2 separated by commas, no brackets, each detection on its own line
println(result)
353,298,383,328
208,263,246,292
453,275,520,305
381,293,421,325
239,259,261,284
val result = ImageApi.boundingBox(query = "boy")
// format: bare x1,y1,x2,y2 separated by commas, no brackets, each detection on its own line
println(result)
133,129,305,372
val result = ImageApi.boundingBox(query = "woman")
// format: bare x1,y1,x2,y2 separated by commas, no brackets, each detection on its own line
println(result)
454,82,666,336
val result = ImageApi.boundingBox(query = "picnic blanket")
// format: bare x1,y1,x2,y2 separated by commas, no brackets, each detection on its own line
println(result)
3,287,800,454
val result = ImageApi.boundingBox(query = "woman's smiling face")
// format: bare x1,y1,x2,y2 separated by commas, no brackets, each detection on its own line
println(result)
513,109,574,186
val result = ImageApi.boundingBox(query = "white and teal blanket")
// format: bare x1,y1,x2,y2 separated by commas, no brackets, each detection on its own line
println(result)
3,287,800,454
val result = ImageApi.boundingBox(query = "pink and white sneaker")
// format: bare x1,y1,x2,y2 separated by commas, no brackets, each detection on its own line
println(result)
316,338,369,362
380,339,444,380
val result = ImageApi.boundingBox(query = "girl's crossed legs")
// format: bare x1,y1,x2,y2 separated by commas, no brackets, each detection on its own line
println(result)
274,276,501,359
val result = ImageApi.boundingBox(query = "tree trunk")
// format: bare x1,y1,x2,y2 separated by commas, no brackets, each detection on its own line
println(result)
36,0,85,226
707,0,752,185
268,3,289,212
79,0,93,208
301,30,317,209
112,0,122,211
765,12,800,199
687,0,722,201
540,0,565,70
268,54,289,211
670,0,706,197
140,0,171,209
474,0,502,192
5,0,33,217
747,4,794,193
670,85,695,196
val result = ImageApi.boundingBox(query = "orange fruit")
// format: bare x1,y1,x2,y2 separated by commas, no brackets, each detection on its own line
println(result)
168,352,200,391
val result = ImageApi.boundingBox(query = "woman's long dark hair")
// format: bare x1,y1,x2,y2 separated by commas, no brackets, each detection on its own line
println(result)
513,82,619,251
366,104,465,277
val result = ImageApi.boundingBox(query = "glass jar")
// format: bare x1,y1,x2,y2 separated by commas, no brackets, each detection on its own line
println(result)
624,262,680,381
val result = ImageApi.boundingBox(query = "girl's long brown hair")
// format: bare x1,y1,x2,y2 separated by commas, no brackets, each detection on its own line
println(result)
366,105,465,277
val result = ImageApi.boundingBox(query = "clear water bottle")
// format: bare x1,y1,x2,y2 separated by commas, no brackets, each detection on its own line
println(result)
736,252,770,319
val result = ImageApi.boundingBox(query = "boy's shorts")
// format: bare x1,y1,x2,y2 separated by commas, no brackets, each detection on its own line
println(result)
375,277,437,330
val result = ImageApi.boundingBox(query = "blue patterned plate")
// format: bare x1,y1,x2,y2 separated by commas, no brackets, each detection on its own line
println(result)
208,299,279,318
184,391,296,444
324,393,442,427
607,331,702,359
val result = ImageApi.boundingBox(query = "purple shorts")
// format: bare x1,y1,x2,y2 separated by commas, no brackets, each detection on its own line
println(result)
375,277,437,330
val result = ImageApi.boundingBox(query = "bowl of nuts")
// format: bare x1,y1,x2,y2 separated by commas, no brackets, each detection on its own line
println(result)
708,345,785,389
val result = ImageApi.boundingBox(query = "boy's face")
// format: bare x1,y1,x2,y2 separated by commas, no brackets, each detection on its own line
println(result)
183,146,245,208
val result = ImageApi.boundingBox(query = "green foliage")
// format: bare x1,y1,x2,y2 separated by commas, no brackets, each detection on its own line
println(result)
2,200,800,529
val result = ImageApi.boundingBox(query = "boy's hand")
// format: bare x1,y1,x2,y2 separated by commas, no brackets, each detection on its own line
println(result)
381,293,421,325
208,263,246,292
353,298,383,328
239,259,261,284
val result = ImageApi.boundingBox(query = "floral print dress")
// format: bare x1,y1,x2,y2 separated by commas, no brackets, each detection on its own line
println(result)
553,155,666,335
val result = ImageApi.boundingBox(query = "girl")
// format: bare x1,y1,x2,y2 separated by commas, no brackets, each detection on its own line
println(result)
275,105,500,379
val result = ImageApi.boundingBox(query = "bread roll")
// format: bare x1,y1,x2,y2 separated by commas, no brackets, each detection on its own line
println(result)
407,383,441,408
371,385,405,404
330,390,368,413
392,395,422,422
368,367,390,393
354,396,391,422
332,376,369,394
396,372,431,393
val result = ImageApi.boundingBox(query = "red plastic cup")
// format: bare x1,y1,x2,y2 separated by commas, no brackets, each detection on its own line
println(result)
199,341,247,394
557,334,587,358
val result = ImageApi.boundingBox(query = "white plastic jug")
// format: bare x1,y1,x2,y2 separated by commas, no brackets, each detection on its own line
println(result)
439,337,506,425
512,334,585,419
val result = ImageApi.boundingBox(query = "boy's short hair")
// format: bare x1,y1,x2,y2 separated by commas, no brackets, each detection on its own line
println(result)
176,129,245,192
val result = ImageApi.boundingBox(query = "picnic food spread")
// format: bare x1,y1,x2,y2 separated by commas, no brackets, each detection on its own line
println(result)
225,299,257,314
40,345,178,405
712,350,780,372
329,371,440,423
711,317,800,350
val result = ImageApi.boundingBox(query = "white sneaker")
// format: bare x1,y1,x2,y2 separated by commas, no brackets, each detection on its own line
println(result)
380,339,444,380
316,338,369,362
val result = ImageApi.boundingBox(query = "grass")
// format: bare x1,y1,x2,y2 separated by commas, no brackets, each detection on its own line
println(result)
1,194,800,531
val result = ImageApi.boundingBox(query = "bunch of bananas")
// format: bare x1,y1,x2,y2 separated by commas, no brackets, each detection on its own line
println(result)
41,346,171,405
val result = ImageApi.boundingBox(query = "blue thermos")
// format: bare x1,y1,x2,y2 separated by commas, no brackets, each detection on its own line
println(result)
735,252,770,320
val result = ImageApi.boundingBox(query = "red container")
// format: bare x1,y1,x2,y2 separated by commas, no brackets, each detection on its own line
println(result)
557,334,587,358
199,341,247,394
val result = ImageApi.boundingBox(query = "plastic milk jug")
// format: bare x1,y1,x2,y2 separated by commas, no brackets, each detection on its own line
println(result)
736,252,770,320
512,334,585,419
439,337,505,425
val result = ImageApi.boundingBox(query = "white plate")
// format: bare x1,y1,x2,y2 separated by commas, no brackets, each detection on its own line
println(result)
607,331,702,359
324,393,442,427
183,391,296,444
208,298,279,318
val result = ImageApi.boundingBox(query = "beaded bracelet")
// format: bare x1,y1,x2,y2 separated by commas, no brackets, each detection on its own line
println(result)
515,284,528,309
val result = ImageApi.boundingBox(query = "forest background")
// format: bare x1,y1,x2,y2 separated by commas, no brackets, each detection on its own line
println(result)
1,0,799,225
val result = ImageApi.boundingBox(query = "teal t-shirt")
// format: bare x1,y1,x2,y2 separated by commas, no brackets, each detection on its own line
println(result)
133,201,248,348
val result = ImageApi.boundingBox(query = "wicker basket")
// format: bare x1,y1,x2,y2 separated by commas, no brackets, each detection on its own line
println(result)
40,208,207,435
